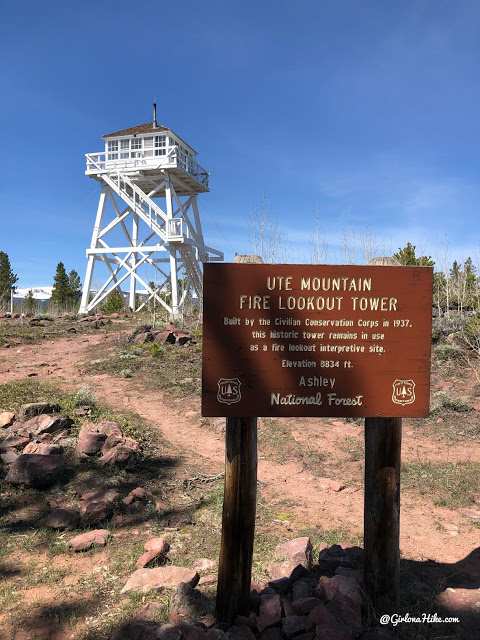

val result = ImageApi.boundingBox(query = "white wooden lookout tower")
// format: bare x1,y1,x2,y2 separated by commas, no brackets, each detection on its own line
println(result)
79,107,223,317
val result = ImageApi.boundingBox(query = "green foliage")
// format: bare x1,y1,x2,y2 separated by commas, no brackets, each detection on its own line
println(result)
463,313,480,353
394,242,435,267
100,288,125,314
49,263,82,311
22,288,36,314
68,269,82,301
0,251,18,309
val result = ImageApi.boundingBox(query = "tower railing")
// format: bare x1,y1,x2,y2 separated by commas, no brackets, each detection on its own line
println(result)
85,147,209,188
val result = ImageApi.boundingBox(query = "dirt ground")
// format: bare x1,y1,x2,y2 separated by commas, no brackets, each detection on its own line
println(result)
1,322,479,639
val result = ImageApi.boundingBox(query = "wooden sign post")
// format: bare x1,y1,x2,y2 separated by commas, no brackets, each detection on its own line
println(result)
216,255,262,625
364,257,402,614
203,261,433,622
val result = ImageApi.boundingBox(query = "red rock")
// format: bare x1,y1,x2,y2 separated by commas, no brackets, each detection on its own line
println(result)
234,616,257,631
293,580,312,601
281,616,307,639
316,575,363,605
259,593,282,618
198,574,217,585
274,537,313,567
46,508,81,530
228,626,256,640
473,403,480,412
23,413,72,436
22,442,62,455
259,629,284,640
81,487,119,510
268,576,292,594
121,566,199,594
69,529,110,551
305,604,337,629
2,435,30,449
192,558,216,571
81,501,111,525
325,594,362,635
76,422,108,455
314,623,352,640
136,547,168,569
134,331,153,344
256,614,281,634
264,560,307,582
96,420,123,438
317,545,353,571
21,402,61,419
155,330,176,344
0,411,15,428
1,450,18,464
5,454,66,488
112,620,159,640
292,597,323,615
144,537,170,553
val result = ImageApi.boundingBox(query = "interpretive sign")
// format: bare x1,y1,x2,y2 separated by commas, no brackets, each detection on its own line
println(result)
202,263,433,418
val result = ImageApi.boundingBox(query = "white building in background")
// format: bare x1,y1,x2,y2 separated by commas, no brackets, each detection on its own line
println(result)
79,107,223,317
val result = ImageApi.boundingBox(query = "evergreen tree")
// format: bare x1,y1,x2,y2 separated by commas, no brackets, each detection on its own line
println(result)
0,251,18,309
22,289,36,314
50,262,71,307
100,288,125,314
68,270,82,302
394,242,435,267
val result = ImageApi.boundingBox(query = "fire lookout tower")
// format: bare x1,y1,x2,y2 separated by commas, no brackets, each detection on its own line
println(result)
79,108,224,317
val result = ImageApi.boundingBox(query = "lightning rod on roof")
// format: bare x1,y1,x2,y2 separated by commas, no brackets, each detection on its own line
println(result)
153,102,157,128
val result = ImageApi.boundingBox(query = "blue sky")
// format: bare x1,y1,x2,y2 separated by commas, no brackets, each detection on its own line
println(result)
1,0,479,287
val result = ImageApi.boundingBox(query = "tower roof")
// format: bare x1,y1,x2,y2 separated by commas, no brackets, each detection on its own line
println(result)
102,122,197,155
102,122,169,137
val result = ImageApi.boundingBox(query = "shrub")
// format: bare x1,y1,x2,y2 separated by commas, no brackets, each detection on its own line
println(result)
463,314,480,353
434,343,463,361
120,368,133,378
73,387,96,407
430,391,472,414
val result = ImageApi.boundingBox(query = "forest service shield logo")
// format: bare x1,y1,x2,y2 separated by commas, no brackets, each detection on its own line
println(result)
392,379,416,405
217,378,242,405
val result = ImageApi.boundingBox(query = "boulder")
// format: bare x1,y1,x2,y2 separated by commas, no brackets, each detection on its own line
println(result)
134,331,154,344
69,529,110,551
154,330,177,345
325,594,362,636
46,508,81,530
192,558,216,572
21,402,61,419
292,598,323,615
281,616,307,639
5,454,66,488
143,537,170,554
264,561,308,582
316,575,363,606
76,421,108,455
0,411,15,428
100,436,139,465
22,442,62,455
136,547,168,569
315,623,352,640
121,566,199,594
1,450,18,464
305,604,337,630
275,537,313,568
24,413,73,436
96,420,123,438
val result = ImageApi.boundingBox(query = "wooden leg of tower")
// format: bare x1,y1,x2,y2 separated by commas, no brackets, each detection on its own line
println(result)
170,249,179,319
79,187,107,313
79,255,96,314
129,213,139,311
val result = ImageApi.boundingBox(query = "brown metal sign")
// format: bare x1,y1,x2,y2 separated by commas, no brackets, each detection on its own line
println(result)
202,264,433,417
